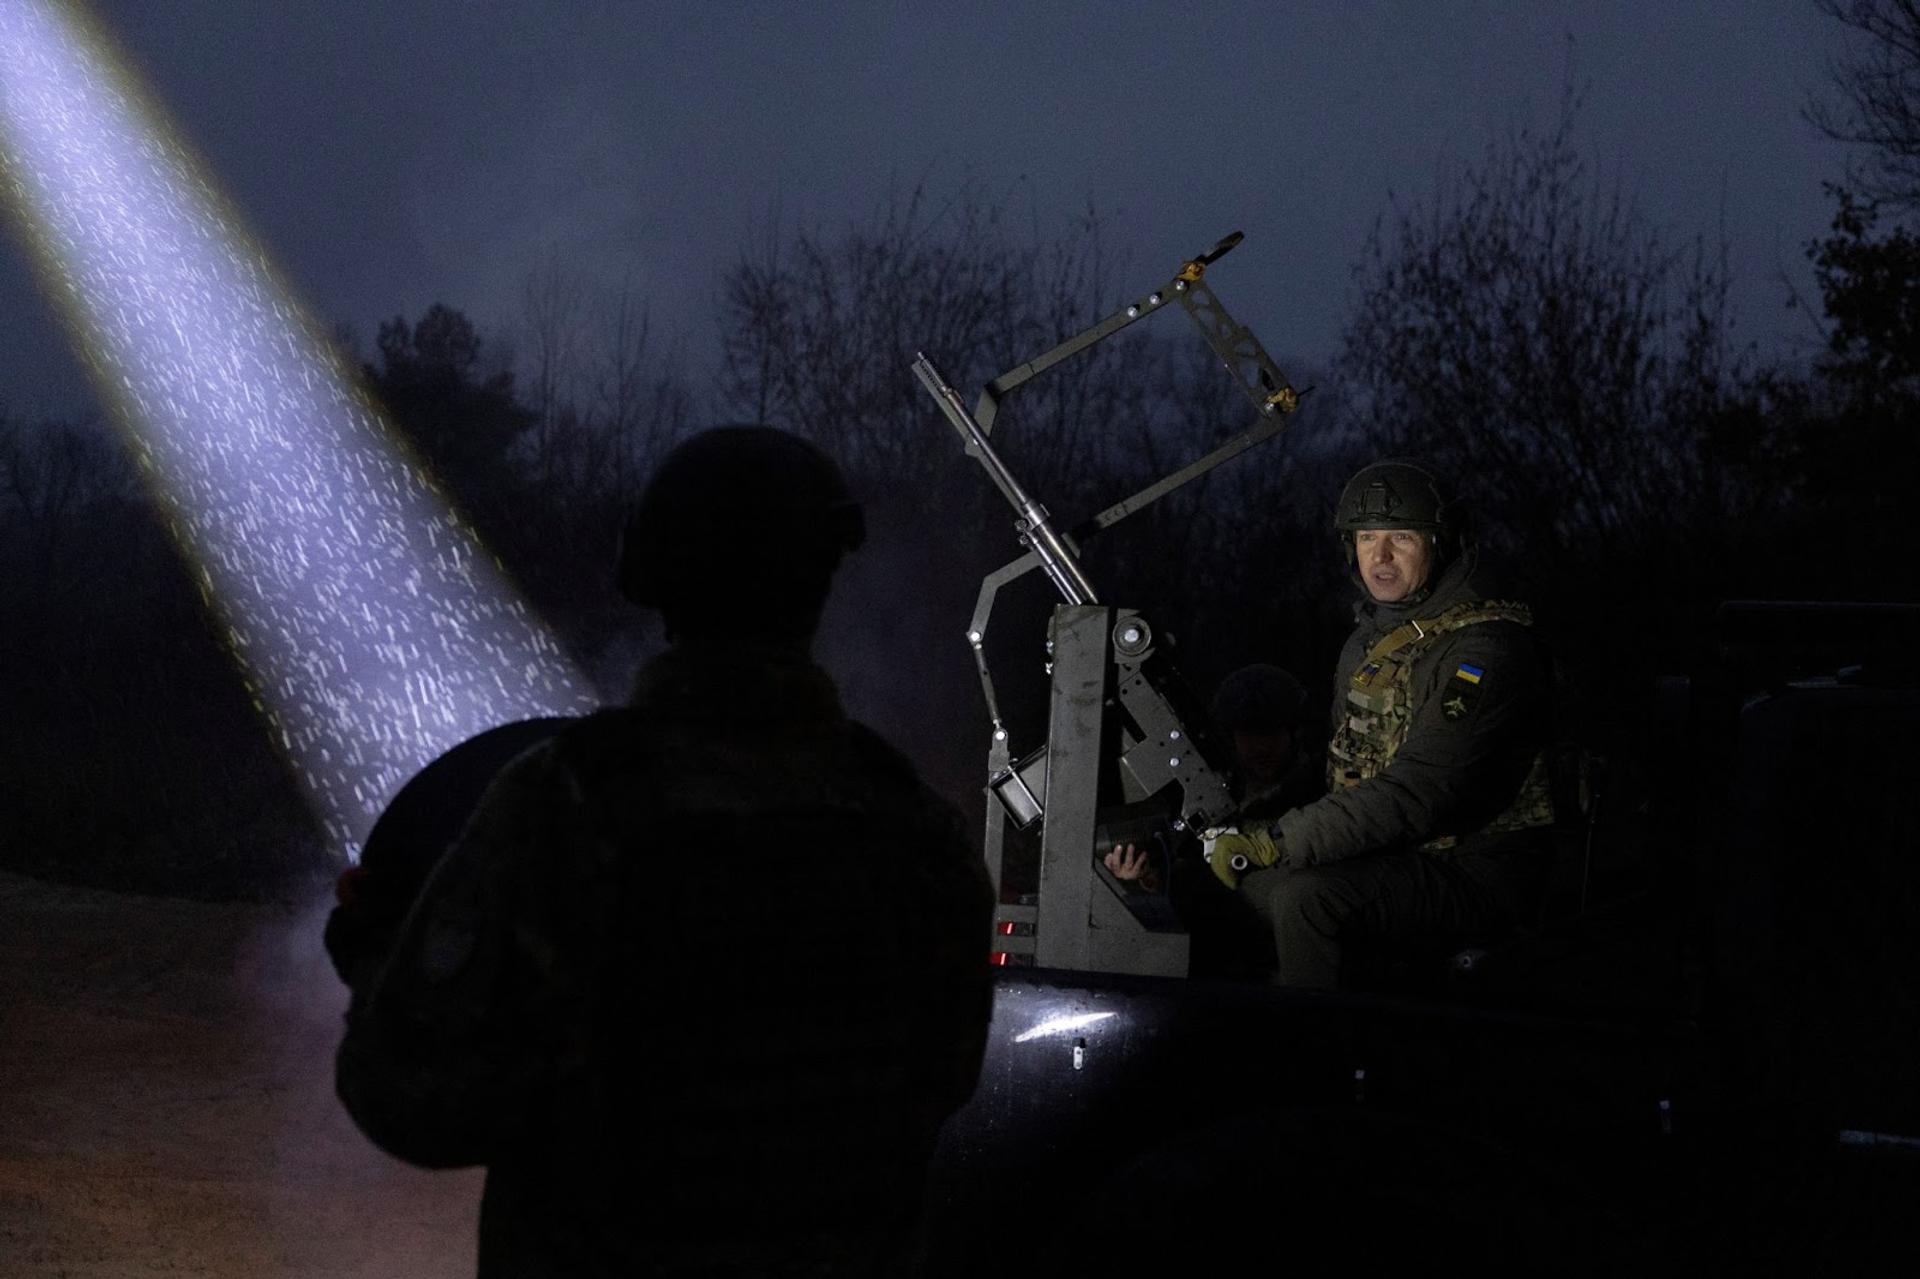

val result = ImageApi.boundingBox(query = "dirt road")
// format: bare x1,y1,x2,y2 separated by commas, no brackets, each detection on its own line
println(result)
0,871,481,1276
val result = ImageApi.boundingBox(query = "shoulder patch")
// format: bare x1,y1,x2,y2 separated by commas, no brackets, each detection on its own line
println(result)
1442,663,1486,720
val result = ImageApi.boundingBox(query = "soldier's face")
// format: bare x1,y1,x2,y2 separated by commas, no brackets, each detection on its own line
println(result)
1355,528,1433,603
1234,728,1297,789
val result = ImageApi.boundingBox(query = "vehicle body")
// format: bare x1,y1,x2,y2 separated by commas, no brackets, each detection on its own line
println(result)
908,245,1920,1268
915,600,1919,1271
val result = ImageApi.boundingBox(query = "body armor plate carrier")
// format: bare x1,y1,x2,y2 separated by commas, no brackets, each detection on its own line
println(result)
1328,600,1554,851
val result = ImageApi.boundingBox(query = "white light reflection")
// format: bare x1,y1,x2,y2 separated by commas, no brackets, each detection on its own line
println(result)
1012,1011,1118,1043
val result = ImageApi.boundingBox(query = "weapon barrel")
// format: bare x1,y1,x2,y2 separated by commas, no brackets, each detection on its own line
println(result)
913,354,1099,606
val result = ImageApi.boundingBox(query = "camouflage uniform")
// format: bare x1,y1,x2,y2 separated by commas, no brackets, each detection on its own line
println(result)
336,644,994,1276
1240,547,1553,988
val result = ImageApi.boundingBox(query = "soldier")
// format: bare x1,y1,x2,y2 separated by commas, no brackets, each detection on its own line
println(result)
335,426,994,1276
1099,662,1318,889
1206,662,1322,819
1101,662,1321,977
1204,459,1554,989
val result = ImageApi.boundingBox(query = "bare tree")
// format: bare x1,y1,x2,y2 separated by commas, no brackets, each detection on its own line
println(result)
492,258,704,669
1804,1,1920,404
513,256,698,507
0,414,135,606
589,268,696,497
519,247,590,494
1335,83,1747,562
715,185,1368,795
1808,0,1920,211
719,184,1164,505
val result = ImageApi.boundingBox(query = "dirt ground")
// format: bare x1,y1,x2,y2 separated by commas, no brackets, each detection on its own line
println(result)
0,870,482,1277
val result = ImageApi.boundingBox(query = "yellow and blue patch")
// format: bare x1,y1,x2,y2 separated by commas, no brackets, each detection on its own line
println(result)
1442,661,1487,720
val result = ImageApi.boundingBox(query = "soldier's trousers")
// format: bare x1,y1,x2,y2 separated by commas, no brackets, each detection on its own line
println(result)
1239,846,1542,990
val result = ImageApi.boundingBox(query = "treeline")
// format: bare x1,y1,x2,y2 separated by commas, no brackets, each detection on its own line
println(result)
3,12,1915,899
0,420,323,897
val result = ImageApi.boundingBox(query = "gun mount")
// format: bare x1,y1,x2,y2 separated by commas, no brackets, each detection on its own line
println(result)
913,233,1299,978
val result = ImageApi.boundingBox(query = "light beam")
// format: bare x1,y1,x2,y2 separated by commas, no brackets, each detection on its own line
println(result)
0,0,601,859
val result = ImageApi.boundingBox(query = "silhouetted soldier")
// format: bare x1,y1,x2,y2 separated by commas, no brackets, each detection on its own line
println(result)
1102,662,1321,977
1206,662,1322,819
1100,662,1318,889
1205,459,1554,988
336,426,994,1275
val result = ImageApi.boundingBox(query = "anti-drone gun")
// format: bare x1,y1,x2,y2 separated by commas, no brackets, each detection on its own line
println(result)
912,232,1299,977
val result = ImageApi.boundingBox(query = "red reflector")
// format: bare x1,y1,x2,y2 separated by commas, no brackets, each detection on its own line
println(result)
335,864,370,908
990,951,1014,967
996,921,1017,935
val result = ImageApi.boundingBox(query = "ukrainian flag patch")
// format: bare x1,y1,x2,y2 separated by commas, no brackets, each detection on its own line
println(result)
1443,662,1486,720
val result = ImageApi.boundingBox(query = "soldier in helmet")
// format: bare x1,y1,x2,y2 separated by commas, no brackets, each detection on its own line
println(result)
1202,459,1554,989
1207,662,1322,819
1102,662,1322,976
1101,661,1319,889
335,426,994,1275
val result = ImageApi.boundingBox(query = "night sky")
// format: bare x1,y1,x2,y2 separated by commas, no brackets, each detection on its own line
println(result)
0,0,1861,422
4,8,1917,1272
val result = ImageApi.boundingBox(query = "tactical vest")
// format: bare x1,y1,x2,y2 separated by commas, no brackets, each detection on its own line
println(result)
1327,600,1555,850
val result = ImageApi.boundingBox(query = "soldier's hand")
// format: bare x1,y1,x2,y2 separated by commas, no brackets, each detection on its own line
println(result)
1102,842,1162,894
1201,826,1281,890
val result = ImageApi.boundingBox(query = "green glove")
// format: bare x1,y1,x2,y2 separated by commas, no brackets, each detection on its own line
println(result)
1201,825,1281,890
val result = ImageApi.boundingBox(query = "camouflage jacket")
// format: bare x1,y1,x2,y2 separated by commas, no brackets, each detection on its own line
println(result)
335,643,993,1276
1272,549,1551,868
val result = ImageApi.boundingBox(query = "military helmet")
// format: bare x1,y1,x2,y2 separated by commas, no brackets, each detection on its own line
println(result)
618,425,865,612
1334,458,1467,561
1209,663,1309,735
1334,459,1455,531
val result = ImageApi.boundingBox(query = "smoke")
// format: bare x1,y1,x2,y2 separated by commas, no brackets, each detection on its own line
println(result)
811,490,1019,832
233,889,484,1274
